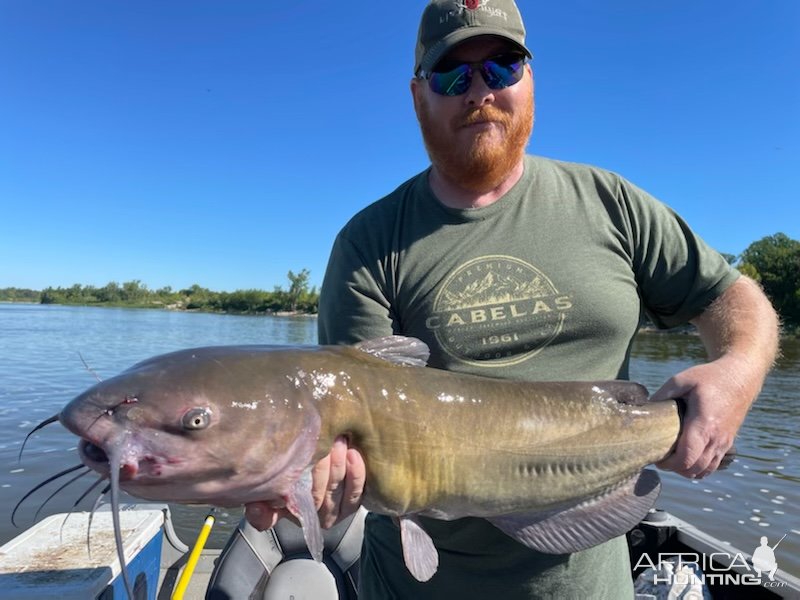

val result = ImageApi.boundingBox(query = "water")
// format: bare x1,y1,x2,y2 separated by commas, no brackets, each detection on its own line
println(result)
0,304,797,577
630,332,799,577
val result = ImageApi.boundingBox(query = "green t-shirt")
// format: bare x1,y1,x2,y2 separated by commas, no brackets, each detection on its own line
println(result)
318,155,739,599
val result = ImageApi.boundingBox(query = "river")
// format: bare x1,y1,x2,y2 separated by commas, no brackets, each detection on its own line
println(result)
0,303,797,577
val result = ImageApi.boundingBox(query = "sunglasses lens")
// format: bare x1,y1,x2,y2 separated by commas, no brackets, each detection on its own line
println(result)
428,64,472,96
482,56,526,90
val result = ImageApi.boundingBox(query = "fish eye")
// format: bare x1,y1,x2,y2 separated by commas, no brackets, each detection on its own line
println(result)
182,408,212,430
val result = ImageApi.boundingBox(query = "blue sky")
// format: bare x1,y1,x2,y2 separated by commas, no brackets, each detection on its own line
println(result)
1,1,797,292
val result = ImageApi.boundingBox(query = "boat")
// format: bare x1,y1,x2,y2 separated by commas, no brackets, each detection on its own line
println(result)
0,504,798,599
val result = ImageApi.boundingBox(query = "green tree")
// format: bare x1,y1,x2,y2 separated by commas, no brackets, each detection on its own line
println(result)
96,282,122,303
121,280,147,303
286,269,310,313
739,233,800,327
180,284,215,310
0,287,40,302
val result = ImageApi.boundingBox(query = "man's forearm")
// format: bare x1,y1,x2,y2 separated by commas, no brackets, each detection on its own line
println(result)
691,275,780,398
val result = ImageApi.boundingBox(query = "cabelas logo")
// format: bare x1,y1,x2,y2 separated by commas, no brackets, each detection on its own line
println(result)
426,256,572,367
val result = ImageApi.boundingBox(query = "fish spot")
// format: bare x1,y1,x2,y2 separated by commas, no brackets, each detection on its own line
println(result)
437,393,466,404
232,400,260,410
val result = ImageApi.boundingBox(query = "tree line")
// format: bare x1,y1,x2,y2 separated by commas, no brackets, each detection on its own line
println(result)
1,233,798,331
733,233,799,332
0,269,319,315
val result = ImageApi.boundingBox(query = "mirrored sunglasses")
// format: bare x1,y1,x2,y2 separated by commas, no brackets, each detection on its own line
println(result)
419,53,528,97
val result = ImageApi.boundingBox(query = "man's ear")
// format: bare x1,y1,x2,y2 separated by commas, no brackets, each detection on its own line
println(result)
410,77,423,114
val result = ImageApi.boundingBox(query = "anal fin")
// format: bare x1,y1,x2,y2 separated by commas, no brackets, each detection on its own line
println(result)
399,515,439,582
487,469,661,554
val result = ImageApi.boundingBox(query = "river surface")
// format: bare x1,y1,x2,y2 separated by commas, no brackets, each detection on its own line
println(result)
0,303,797,577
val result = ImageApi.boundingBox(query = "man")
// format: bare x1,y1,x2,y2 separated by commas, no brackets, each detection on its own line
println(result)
753,536,779,581
246,1,779,597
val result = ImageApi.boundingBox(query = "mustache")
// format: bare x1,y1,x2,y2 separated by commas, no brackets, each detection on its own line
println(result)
458,106,512,128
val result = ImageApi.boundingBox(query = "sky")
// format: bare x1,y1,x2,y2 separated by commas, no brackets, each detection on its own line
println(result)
1,1,797,292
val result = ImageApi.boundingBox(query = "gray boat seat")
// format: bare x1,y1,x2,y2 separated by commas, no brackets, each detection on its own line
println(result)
206,507,366,600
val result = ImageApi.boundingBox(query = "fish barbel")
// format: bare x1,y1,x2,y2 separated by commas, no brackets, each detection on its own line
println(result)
53,335,680,583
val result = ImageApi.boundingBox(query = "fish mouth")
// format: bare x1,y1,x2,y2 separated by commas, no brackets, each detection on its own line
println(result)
81,439,109,464
78,439,140,480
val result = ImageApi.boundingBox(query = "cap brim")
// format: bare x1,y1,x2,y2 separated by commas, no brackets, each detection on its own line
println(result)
418,27,532,74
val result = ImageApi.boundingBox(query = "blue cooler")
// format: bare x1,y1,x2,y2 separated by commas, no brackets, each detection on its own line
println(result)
0,508,164,600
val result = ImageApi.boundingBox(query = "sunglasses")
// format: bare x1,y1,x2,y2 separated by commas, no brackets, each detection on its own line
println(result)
419,53,528,97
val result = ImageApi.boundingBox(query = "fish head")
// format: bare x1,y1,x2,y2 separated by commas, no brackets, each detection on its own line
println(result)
59,346,322,508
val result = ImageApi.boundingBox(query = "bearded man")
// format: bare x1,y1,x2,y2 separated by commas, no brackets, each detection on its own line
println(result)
245,1,778,598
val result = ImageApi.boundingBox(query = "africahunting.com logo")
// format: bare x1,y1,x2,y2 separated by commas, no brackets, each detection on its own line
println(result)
633,533,789,596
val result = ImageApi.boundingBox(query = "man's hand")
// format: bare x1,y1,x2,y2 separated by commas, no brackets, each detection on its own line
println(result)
244,436,366,531
651,356,750,479
653,277,779,480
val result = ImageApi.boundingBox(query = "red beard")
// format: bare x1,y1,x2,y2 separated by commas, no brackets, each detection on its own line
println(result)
416,94,533,193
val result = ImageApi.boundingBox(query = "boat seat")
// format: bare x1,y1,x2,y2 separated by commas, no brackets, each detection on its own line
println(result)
206,507,366,599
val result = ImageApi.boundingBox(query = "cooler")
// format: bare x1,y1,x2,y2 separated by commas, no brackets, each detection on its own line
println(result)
0,508,164,600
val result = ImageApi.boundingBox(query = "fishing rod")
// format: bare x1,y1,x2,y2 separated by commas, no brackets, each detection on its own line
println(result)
771,533,787,551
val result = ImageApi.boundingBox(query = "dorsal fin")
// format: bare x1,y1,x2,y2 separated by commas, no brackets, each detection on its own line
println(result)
354,336,430,367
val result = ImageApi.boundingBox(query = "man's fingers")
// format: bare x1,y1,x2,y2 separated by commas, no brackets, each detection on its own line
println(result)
318,437,349,528
311,450,333,509
339,448,367,516
244,502,282,531
658,425,729,479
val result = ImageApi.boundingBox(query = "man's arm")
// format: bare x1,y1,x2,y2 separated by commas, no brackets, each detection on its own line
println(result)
653,276,780,478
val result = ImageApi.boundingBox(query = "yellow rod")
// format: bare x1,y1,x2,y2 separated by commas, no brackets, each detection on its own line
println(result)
171,510,216,600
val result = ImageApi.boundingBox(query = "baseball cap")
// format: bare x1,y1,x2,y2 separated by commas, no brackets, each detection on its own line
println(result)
414,0,532,75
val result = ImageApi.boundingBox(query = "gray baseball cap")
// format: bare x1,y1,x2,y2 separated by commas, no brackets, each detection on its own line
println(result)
414,0,532,75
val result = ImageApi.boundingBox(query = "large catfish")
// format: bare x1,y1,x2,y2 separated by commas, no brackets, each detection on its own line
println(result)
45,336,682,585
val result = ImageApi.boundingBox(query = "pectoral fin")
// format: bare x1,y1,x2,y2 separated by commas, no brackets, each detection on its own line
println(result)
399,515,439,582
285,468,323,561
487,469,661,554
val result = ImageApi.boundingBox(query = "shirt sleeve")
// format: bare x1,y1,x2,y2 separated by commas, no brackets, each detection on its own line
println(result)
317,231,398,345
620,178,740,329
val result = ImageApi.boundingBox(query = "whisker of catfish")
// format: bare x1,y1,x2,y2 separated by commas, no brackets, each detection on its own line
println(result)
108,456,135,600
85,481,112,558
17,414,60,463
58,475,106,544
11,463,87,527
35,466,92,522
